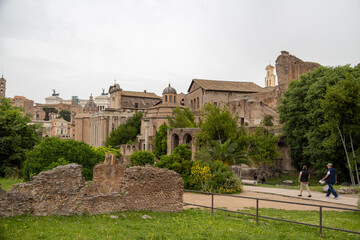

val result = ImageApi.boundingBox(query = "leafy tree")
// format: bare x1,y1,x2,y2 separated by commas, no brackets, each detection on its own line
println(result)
43,107,58,121
247,127,281,166
279,65,360,182
23,137,104,180
58,110,71,122
321,76,360,185
263,115,274,127
196,103,238,146
0,98,42,177
204,139,251,166
155,144,194,188
130,151,155,166
105,111,143,147
153,122,169,159
167,107,196,128
93,146,122,158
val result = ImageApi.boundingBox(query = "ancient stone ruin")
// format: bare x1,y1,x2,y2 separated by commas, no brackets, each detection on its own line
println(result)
0,154,183,217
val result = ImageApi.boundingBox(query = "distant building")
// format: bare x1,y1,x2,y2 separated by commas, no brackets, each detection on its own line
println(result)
10,96,34,116
0,75,6,98
90,83,161,147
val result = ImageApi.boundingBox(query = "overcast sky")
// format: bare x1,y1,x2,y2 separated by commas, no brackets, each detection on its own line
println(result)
0,0,359,103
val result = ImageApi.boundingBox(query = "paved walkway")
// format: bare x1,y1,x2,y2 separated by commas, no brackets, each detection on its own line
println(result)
243,185,359,207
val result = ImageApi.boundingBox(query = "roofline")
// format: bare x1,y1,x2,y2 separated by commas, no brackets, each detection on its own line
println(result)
187,79,263,93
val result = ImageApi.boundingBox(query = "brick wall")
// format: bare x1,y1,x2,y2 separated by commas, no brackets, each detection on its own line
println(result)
0,155,183,217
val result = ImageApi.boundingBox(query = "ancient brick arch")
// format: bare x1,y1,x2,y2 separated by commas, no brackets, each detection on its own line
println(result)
167,128,200,160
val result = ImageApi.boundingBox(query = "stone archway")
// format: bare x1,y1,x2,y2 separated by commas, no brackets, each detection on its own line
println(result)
183,133,192,145
171,134,179,152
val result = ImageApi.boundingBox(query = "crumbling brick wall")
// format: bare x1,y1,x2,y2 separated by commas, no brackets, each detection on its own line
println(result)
276,51,321,93
0,155,183,217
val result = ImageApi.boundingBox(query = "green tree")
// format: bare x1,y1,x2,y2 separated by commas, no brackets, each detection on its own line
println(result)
196,103,238,145
23,137,104,180
263,115,274,127
247,127,281,166
321,76,360,185
130,151,155,166
58,110,71,122
0,98,42,177
43,107,58,121
279,65,360,182
153,122,169,159
204,139,250,166
167,107,196,128
105,111,143,147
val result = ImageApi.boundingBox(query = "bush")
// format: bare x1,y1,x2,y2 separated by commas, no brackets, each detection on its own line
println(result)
93,146,122,158
130,151,155,166
23,137,104,181
208,160,242,194
155,144,194,189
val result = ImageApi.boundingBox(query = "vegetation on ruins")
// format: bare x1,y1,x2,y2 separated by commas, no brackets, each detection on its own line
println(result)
23,137,103,180
1,208,359,240
93,146,122,158
58,110,71,122
279,65,360,185
167,107,197,128
263,115,274,126
153,122,169,159
43,107,58,121
0,98,42,178
105,111,143,147
130,150,155,166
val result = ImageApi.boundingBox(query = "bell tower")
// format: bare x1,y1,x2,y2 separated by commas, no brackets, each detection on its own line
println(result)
0,74,6,98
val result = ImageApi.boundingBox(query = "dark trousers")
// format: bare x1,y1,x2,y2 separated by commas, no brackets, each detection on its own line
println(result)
326,183,338,198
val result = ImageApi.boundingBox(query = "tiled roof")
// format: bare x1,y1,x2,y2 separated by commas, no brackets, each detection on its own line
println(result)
188,79,264,93
121,91,161,99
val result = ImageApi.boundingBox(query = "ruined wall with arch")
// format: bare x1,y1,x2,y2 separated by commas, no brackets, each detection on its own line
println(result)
167,128,200,159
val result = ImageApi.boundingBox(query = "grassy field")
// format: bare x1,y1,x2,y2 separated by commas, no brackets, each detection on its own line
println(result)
1,208,360,240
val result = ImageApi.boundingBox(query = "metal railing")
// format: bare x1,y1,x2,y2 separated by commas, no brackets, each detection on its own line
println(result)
184,190,360,237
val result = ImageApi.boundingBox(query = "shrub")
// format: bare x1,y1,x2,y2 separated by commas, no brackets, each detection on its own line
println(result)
93,146,122,158
130,151,155,166
208,160,242,194
155,144,194,189
23,137,104,181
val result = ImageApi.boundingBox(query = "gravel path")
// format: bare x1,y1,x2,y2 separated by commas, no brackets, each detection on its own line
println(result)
184,187,359,211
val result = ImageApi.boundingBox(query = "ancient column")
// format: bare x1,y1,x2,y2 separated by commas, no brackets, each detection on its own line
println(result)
144,119,150,151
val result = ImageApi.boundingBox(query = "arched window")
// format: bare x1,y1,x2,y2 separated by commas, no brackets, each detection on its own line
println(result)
169,95,173,102
165,95,168,102
191,100,193,108
197,97,199,109
174,96,176,103
194,98,196,109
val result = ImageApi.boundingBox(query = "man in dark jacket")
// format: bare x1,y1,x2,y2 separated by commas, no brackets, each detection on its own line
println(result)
321,163,339,199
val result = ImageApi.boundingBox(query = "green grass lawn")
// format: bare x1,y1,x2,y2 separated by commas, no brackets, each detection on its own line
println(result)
0,177,23,191
1,208,359,240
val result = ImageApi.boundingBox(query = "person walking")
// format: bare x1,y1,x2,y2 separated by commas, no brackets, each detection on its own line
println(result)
298,165,311,197
321,163,339,199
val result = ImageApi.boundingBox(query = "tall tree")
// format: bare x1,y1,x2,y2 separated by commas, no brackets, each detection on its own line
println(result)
321,76,360,185
0,98,42,177
43,107,58,121
153,122,169,159
105,111,143,147
196,103,238,146
279,65,360,182
167,107,196,128
58,110,71,122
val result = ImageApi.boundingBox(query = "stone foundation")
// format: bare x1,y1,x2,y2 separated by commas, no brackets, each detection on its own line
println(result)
0,154,183,217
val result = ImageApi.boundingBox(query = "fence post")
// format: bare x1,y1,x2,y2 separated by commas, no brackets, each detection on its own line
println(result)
256,199,259,225
319,206,322,237
211,193,214,215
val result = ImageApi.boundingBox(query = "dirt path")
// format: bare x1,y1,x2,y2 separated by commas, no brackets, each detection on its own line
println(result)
184,191,358,211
